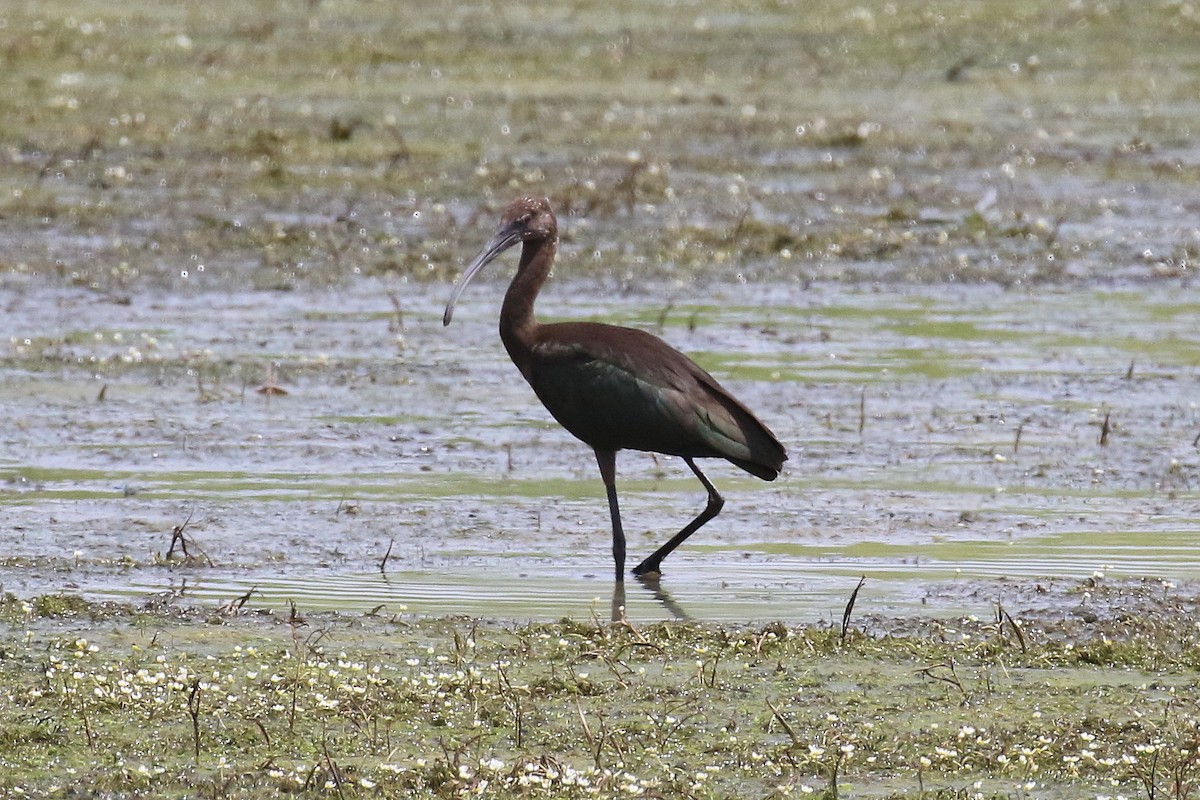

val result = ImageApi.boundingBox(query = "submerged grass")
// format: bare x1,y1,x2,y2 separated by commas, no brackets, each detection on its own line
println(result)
2,582,1200,799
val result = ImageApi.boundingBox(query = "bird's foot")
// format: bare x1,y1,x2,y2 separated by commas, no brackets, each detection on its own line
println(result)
631,561,662,579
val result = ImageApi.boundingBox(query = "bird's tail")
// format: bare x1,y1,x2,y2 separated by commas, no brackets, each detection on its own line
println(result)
730,451,785,481
696,381,788,480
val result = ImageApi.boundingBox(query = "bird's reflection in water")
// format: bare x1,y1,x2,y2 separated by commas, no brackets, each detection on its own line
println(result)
610,581,625,622
610,575,691,622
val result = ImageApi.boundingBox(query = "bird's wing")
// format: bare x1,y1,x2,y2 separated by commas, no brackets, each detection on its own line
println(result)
526,323,785,477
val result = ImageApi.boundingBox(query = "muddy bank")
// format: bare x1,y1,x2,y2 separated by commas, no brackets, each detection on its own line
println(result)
2,1,1199,296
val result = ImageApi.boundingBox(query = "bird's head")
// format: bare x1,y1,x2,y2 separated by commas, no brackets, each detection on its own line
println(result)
497,195,558,243
443,196,557,326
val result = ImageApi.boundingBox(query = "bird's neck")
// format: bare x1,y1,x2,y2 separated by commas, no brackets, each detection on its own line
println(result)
499,236,555,376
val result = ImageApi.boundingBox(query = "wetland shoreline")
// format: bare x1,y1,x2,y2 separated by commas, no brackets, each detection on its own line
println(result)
2,577,1200,798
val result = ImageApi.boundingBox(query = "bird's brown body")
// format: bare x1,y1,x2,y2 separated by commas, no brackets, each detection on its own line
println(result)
444,196,786,580
511,321,783,479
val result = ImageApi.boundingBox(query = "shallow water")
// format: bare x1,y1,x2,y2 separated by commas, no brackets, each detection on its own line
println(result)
2,280,1197,622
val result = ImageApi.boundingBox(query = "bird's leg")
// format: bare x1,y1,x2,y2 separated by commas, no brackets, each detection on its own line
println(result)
594,449,626,583
632,457,724,577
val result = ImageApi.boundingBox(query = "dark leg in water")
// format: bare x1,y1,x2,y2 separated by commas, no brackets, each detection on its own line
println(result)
595,449,626,582
633,457,724,577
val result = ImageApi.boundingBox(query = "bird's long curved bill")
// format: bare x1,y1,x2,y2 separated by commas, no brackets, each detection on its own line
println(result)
442,227,523,326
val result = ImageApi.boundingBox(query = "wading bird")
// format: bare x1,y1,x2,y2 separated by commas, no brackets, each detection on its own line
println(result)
443,197,786,581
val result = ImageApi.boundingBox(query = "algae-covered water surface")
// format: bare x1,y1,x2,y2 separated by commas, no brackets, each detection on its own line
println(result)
2,0,1200,796
2,282,1197,622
